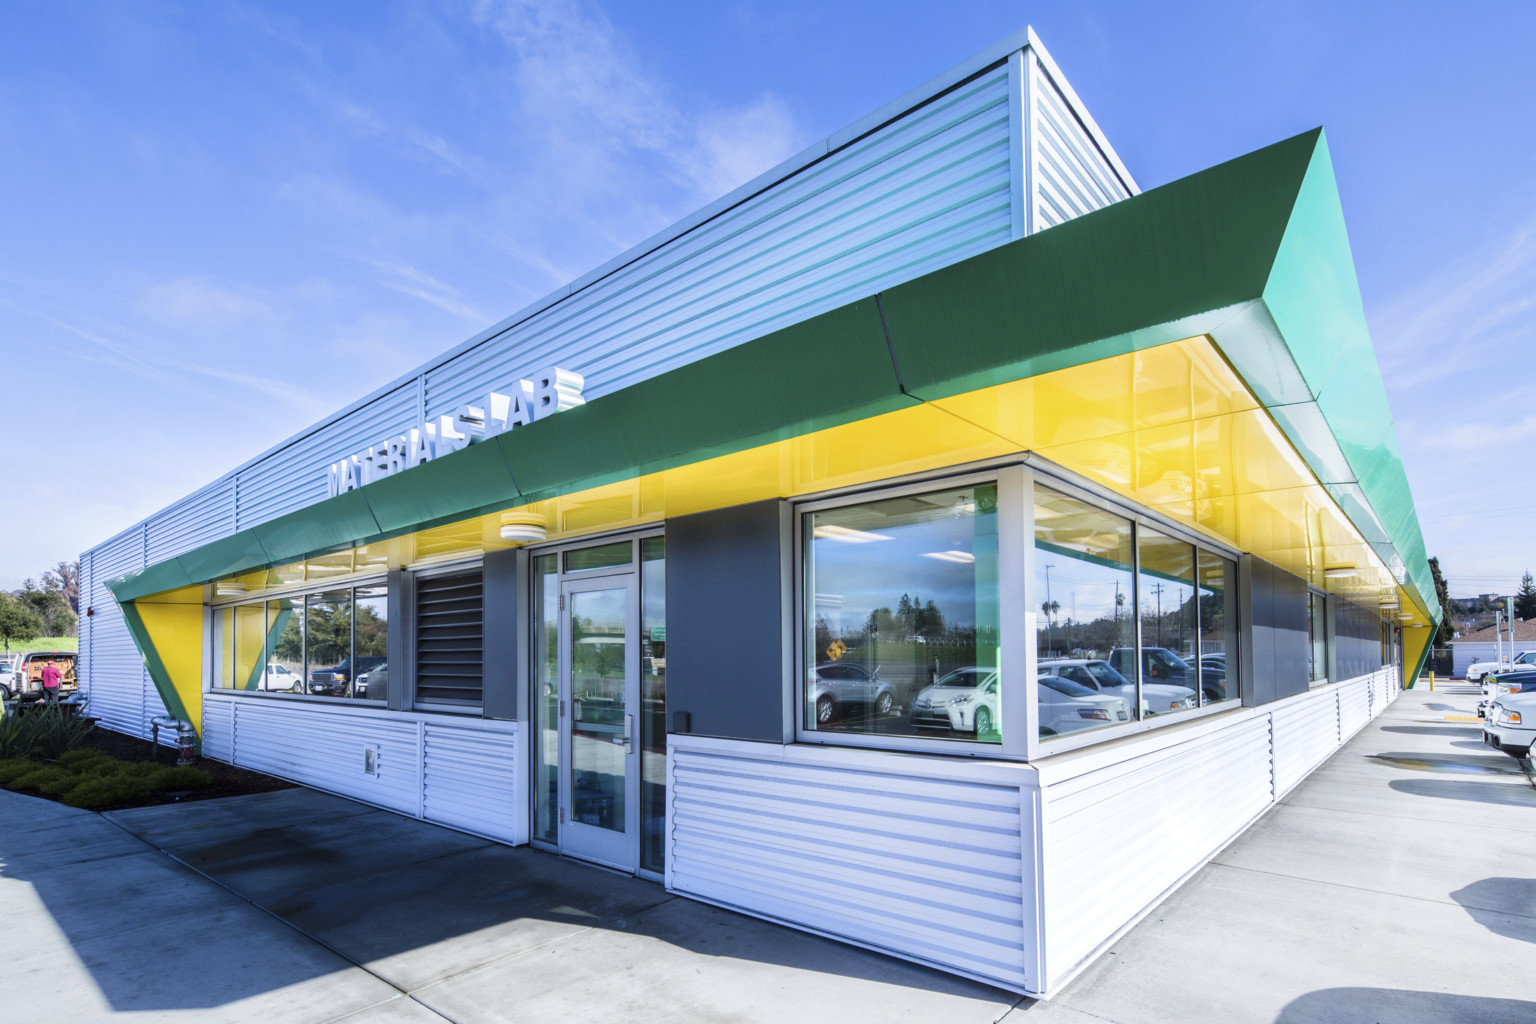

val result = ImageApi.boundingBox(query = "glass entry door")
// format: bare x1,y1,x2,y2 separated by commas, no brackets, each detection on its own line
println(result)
558,574,639,870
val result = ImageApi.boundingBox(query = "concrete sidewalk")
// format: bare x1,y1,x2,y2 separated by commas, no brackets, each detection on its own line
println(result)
1,686,1532,1023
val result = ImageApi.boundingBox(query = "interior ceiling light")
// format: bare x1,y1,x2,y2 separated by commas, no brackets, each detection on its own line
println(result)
814,524,892,544
214,582,247,596
922,550,976,564
1323,566,1358,579
499,515,548,544
1398,613,1414,621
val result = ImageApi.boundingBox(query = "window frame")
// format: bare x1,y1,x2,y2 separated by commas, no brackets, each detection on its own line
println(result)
208,573,389,706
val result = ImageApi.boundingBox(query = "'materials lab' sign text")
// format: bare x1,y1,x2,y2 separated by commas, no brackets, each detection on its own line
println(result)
325,367,584,497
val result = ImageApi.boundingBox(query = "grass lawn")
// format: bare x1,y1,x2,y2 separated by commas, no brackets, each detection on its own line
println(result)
3,636,78,656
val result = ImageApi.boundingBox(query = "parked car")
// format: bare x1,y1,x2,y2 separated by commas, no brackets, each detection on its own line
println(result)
1038,658,1198,715
1039,675,1132,736
0,657,15,700
1467,651,1536,683
1483,690,1536,759
261,663,304,692
308,655,386,697
809,662,895,724
1477,670,1536,719
9,651,78,703
357,662,388,701
910,667,999,735
1109,646,1196,685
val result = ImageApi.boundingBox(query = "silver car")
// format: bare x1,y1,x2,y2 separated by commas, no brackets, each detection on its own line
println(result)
1039,658,1197,715
809,662,895,725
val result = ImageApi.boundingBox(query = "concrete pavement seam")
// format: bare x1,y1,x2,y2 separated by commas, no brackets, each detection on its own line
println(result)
1204,860,1536,922
95,812,461,1024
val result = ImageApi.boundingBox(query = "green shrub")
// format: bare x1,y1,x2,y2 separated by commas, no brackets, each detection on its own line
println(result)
10,766,72,792
0,712,39,760
62,776,155,809
148,766,211,790
36,772,84,797
27,706,96,761
0,758,38,783
56,749,114,770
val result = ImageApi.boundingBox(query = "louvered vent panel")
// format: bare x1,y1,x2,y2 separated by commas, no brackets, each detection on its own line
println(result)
415,570,484,705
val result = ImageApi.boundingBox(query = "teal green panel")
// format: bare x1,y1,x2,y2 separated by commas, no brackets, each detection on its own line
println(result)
174,531,271,589
118,601,193,726
882,129,1320,399
503,297,906,502
251,489,380,567
1267,403,1357,485
365,437,519,535
107,560,196,604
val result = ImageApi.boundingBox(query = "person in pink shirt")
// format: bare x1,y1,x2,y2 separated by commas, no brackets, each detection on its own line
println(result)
40,660,62,704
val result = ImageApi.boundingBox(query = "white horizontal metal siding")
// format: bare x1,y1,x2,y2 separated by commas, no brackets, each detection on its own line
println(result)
231,700,422,814
84,529,147,737
1031,62,1131,230
421,721,524,844
425,68,1014,416
668,738,1036,992
145,480,234,563
1338,676,1372,739
1039,714,1272,992
1271,688,1341,798
202,700,235,763
234,384,417,531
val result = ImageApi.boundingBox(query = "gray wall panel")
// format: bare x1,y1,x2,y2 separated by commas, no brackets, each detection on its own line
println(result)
481,548,520,721
666,501,786,742
1244,557,1310,706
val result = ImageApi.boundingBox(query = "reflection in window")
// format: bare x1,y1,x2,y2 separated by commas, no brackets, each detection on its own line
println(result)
1136,529,1199,713
354,585,389,701
213,582,387,703
306,590,354,697
1308,593,1328,682
804,483,999,743
1198,552,1238,703
266,597,305,693
1034,487,1138,739
565,541,632,574
640,537,666,874
533,554,559,844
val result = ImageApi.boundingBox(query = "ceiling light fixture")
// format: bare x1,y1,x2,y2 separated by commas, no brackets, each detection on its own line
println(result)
921,550,976,564
813,524,892,544
499,515,548,544
1323,566,1358,579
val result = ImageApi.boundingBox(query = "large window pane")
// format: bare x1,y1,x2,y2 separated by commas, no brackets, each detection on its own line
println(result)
1034,488,1137,739
1308,593,1328,683
640,536,666,873
305,589,353,697
1197,552,1238,703
354,585,389,701
805,483,1000,743
1136,528,1199,716
565,541,632,573
234,603,266,691
532,554,559,844
265,597,305,693
215,607,235,690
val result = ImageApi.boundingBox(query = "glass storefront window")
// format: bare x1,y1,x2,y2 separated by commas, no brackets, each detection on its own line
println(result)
266,596,305,693
533,554,559,844
1034,487,1137,739
214,580,386,702
306,589,354,697
565,541,632,574
1197,552,1238,703
1306,592,1328,683
640,536,666,874
1136,529,1199,716
354,585,388,701
804,482,1000,744
234,603,266,691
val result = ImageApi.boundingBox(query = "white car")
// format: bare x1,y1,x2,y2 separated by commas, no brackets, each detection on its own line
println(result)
1477,672,1536,719
260,663,304,692
1039,675,1133,736
1039,658,1198,716
1483,690,1536,759
907,667,1132,738
1467,651,1536,683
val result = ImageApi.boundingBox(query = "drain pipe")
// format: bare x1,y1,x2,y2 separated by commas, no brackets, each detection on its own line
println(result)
150,715,198,766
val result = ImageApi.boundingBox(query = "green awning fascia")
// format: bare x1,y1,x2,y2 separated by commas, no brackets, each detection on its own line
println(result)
106,129,1440,629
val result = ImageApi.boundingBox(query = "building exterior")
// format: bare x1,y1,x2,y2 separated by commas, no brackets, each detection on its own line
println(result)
81,29,1439,999
1450,618,1536,675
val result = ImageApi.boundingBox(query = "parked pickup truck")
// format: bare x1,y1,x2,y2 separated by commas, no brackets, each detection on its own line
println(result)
7,651,78,703
1467,651,1536,683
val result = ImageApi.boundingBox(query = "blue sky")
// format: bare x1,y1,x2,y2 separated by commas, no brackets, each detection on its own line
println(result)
2,0,1532,600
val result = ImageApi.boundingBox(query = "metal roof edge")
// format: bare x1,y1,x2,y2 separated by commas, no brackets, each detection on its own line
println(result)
1026,26,1140,195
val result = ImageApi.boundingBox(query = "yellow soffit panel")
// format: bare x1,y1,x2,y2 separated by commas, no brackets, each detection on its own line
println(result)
202,336,1417,624
133,601,205,729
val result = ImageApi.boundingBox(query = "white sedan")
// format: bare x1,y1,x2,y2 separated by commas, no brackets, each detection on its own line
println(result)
1483,690,1536,759
1039,658,1198,715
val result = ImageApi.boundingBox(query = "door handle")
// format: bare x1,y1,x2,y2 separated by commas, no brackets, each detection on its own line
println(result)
623,714,633,754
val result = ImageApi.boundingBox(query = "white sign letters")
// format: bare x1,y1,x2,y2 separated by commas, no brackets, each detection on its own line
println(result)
325,367,584,498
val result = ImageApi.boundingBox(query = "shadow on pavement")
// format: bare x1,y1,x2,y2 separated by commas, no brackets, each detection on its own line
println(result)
1274,987,1536,1023
1450,878,1536,945
1388,778,1536,806
4,787,1011,1014
1379,724,1481,737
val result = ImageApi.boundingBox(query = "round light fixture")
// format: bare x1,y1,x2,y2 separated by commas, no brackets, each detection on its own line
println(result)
1323,566,1358,579
215,581,247,597
499,515,547,544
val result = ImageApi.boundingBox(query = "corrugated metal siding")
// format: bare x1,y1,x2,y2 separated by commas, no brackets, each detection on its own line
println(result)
76,551,91,706
1031,62,1131,230
422,721,523,843
1271,688,1341,798
202,699,235,762
1038,714,1272,992
1338,675,1372,738
231,700,423,813
667,738,1036,992
234,385,417,530
85,529,147,737
424,68,1014,414
146,480,235,563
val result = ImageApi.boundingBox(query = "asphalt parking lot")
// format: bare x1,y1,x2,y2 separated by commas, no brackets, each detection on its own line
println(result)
2,685,1532,1023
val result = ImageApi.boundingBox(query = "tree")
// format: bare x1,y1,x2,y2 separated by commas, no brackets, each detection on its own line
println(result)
0,592,45,653
1515,570,1536,623
43,560,79,614
15,579,75,637
1428,557,1454,647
